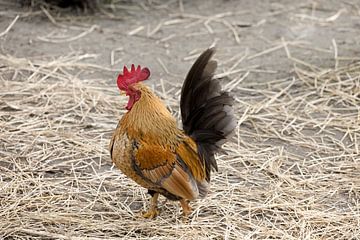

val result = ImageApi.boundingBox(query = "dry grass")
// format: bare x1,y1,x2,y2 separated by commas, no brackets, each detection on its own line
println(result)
1,1,360,239
1,49,359,239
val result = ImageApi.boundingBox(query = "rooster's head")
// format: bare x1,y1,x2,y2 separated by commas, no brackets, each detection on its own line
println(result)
117,64,150,110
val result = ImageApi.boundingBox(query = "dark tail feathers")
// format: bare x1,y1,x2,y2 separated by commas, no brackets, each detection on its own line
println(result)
180,48,236,181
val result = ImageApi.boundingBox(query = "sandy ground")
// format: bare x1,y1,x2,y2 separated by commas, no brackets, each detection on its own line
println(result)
1,0,359,239
1,0,360,84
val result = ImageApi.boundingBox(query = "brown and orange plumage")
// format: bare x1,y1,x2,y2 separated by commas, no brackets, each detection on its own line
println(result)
110,48,236,218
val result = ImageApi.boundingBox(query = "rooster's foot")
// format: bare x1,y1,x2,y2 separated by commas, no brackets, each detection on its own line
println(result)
143,192,159,219
180,199,192,217
142,208,160,219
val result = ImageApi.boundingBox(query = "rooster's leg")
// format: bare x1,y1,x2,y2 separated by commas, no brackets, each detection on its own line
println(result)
143,192,159,218
180,199,192,216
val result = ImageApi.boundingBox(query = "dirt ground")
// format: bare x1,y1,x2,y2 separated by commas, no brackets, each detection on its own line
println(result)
1,0,359,239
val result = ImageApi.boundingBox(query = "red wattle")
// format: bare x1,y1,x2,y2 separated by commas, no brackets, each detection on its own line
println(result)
126,95,135,110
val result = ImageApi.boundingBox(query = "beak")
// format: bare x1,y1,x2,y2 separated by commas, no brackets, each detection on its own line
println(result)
120,91,126,96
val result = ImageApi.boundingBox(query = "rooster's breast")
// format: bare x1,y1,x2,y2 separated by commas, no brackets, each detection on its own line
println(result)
110,132,157,191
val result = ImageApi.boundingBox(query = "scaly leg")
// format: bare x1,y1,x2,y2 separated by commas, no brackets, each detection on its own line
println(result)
180,199,192,217
143,192,159,218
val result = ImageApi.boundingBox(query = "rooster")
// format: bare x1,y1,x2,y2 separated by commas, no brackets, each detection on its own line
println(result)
110,48,236,218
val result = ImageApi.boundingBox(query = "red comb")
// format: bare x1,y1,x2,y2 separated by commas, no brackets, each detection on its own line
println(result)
117,64,150,90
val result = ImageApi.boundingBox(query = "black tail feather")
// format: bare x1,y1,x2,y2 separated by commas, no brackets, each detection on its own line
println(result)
180,48,236,181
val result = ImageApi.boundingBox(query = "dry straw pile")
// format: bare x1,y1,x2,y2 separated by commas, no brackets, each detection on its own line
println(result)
0,31,359,240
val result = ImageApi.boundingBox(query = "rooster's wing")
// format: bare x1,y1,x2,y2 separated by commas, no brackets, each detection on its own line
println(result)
133,137,207,200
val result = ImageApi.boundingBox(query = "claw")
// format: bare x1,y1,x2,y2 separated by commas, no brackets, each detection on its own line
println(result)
142,208,160,219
